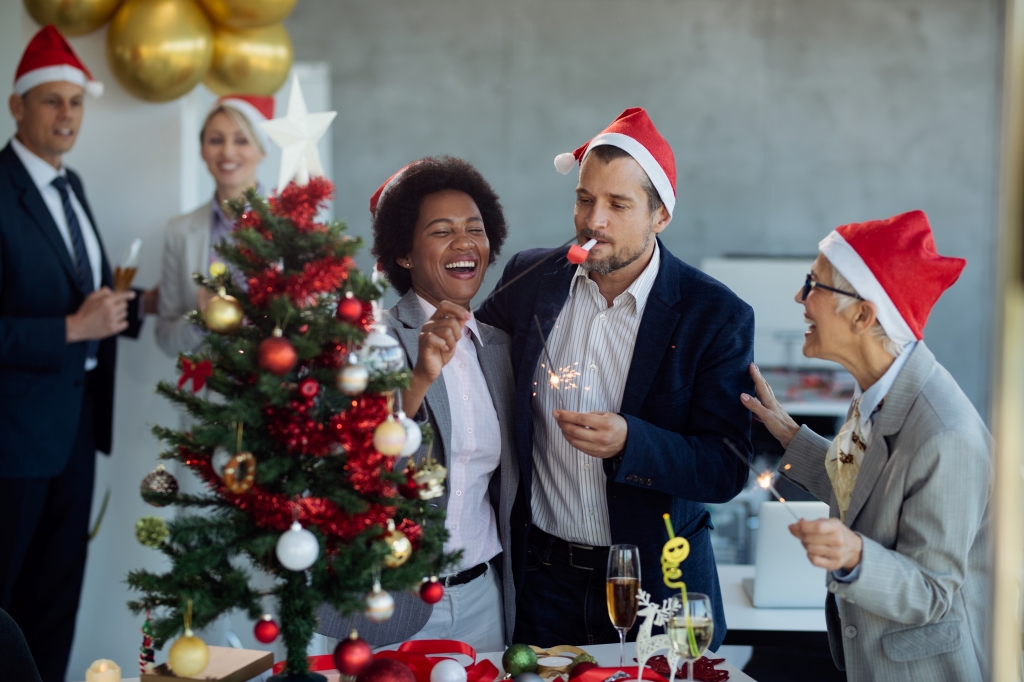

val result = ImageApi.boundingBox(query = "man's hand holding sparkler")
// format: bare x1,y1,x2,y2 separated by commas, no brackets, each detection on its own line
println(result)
789,518,863,572
552,410,628,459
403,301,471,416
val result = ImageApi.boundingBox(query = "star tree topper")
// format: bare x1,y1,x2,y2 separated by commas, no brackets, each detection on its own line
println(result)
260,74,337,189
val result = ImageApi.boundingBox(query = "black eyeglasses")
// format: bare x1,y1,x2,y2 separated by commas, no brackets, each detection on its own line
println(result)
802,274,863,301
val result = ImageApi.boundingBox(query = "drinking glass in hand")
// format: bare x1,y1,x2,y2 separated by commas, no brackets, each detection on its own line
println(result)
606,544,640,666
667,593,714,682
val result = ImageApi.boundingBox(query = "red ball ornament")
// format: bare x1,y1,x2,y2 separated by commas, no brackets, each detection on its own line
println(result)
253,614,279,643
258,328,297,376
420,577,444,604
357,658,416,682
299,378,319,398
338,295,364,323
334,630,374,676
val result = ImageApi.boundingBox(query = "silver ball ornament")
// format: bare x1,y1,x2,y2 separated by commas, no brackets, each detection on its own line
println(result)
430,659,468,682
397,411,422,456
364,585,395,623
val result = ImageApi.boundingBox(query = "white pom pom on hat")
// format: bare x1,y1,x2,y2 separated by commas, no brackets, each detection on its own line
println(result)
553,152,577,175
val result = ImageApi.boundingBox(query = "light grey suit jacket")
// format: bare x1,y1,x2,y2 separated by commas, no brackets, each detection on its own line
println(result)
155,202,211,357
781,342,991,682
316,290,520,646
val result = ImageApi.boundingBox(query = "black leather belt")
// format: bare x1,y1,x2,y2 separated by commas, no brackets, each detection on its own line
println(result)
530,526,610,571
443,562,487,587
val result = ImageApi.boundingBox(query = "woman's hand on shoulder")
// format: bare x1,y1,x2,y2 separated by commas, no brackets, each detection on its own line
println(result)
413,301,471,384
741,362,800,449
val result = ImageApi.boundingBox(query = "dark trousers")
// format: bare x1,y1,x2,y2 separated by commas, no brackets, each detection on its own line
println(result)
0,380,96,682
514,527,639,648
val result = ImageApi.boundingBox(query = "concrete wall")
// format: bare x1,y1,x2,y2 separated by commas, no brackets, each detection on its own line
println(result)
286,0,1003,416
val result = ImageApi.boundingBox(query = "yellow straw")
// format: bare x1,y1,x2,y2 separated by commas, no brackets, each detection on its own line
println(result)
661,514,700,658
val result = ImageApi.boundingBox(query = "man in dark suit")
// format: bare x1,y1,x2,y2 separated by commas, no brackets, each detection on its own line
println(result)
0,26,154,680
477,108,754,650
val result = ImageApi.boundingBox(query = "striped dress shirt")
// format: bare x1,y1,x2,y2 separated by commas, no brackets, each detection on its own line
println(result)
530,242,661,546
417,296,503,572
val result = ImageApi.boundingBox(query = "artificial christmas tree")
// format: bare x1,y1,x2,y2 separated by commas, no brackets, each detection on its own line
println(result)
127,92,453,677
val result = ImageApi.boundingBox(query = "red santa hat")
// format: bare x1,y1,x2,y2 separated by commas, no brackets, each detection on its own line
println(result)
553,107,676,216
212,94,275,152
818,210,965,347
369,161,425,214
14,25,103,98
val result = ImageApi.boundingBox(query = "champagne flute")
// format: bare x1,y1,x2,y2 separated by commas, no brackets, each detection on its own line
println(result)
667,593,714,682
114,238,141,291
606,544,640,666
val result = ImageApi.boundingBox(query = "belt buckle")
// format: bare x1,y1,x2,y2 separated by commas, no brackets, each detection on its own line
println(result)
444,574,453,588
568,543,595,571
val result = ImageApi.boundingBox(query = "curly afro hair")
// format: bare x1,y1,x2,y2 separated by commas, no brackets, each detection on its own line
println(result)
371,156,508,295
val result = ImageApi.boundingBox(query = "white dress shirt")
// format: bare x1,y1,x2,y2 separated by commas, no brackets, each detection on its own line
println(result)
416,296,503,572
12,137,103,370
530,242,661,546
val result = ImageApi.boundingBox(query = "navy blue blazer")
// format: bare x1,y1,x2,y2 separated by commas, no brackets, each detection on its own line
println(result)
0,142,141,478
477,239,754,649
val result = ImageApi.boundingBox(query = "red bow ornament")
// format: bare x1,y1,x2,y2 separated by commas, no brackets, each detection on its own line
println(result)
178,358,213,393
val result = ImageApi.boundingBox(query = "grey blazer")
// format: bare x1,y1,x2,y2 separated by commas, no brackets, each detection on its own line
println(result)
316,289,520,646
155,202,211,357
781,342,991,682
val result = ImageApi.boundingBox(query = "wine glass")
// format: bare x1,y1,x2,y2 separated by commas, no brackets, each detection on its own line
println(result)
606,544,641,666
667,593,714,682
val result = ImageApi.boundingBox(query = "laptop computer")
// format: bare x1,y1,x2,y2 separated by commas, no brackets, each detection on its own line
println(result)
742,501,830,608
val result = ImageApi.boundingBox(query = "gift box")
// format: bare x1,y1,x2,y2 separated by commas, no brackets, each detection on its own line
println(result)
141,646,273,682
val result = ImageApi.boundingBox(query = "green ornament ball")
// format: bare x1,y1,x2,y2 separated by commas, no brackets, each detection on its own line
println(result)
502,644,537,677
568,653,597,674
135,516,169,548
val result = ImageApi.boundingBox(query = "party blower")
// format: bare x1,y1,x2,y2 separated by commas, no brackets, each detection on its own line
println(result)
566,238,598,265
484,237,596,302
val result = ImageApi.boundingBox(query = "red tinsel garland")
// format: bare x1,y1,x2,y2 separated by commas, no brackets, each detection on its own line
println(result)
269,177,334,232
247,255,353,309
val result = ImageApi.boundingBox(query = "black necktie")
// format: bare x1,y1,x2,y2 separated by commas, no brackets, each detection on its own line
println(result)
51,176,99,362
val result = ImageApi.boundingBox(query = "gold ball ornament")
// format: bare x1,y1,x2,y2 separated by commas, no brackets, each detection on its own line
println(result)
106,0,214,103
373,416,407,457
204,288,244,334
168,628,209,677
24,0,123,36
202,22,293,96
381,519,412,568
197,0,297,29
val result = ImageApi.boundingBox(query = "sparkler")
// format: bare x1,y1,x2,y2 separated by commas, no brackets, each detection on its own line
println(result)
534,315,568,410
723,438,801,521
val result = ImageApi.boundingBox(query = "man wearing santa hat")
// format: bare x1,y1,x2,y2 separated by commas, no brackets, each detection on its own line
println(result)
742,211,989,680
0,26,154,679
477,108,754,648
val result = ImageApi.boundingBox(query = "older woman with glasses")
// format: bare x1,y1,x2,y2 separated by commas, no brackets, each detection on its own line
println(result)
741,211,990,682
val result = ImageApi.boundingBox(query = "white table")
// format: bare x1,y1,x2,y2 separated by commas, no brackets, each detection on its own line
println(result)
717,564,827,647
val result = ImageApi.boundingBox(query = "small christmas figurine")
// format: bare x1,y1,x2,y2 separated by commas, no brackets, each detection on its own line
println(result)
139,610,156,674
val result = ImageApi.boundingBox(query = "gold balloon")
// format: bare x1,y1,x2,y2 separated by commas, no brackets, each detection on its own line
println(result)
106,0,214,102
24,0,124,36
204,291,244,334
203,23,293,97
197,0,296,29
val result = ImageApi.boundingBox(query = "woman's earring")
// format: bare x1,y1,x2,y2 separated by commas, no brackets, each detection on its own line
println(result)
403,262,412,268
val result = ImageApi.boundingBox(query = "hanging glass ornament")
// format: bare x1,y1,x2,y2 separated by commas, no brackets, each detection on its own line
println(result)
420,576,444,604
141,463,178,506
275,521,319,571
333,629,374,676
135,516,169,548
363,581,395,623
203,286,244,334
167,600,209,677
258,327,297,375
373,415,407,456
253,614,280,643
337,353,369,396
381,518,412,568
396,410,422,456
359,324,406,375
298,377,320,398
338,292,364,324
413,462,448,500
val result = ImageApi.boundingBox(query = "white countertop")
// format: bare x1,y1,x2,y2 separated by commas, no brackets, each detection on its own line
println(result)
718,564,828,632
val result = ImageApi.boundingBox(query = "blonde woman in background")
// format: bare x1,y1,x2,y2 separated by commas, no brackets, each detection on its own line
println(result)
156,95,273,357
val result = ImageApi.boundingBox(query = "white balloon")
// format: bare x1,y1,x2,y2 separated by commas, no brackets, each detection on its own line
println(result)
275,521,319,571
430,659,468,682
397,412,422,456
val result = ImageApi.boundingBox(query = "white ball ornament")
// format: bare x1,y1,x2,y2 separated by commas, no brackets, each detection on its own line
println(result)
360,325,406,375
364,585,395,623
430,659,468,682
211,447,233,478
337,353,369,396
397,411,422,457
275,521,319,571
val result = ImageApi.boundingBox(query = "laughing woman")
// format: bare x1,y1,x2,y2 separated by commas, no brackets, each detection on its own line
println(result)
742,211,990,682
316,157,518,651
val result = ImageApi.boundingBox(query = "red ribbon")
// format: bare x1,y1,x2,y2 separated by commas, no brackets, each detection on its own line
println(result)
177,358,212,392
271,639,500,682
573,667,668,682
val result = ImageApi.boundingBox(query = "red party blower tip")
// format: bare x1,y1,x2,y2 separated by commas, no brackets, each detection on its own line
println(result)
567,238,598,264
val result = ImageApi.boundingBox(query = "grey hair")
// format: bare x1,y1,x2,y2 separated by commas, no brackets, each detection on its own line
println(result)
829,263,902,358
